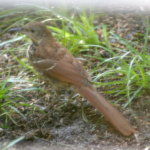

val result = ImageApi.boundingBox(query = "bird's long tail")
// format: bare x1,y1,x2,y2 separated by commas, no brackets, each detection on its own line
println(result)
77,86,136,136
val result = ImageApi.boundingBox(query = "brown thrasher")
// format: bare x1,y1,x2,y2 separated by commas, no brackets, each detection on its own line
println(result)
11,22,136,136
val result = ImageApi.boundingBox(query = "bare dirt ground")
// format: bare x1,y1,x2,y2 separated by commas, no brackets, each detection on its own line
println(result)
0,11,150,150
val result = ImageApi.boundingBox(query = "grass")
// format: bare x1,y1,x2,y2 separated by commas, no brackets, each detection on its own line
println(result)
93,32,150,107
0,78,24,127
1,136,25,150
0,7,150,129
0,76,42,128
46,11,100,54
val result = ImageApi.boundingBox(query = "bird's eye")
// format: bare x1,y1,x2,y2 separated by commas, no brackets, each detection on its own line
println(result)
31,29,35,33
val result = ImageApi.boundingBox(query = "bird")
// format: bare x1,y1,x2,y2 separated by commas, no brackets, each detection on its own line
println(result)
10,22,136,136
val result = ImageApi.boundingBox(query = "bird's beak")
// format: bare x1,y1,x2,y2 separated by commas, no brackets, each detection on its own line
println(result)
8,27,23,33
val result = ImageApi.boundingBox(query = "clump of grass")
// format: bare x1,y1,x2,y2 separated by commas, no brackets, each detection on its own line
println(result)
46,12,100,54
91,24,150,107
0,79,23,127
0,76,42,128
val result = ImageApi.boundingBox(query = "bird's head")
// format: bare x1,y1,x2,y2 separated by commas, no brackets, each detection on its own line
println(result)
9,22,51,43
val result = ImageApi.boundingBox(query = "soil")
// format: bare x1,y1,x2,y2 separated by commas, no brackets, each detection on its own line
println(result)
0,9,150,150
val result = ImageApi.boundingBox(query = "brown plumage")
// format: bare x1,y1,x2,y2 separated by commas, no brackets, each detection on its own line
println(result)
18,22,136,136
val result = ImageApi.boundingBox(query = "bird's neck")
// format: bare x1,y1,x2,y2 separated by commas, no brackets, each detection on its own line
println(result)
32,35,55,47
40,35,57,47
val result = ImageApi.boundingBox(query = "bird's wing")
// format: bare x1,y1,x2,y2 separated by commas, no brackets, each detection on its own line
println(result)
31,56,90,87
